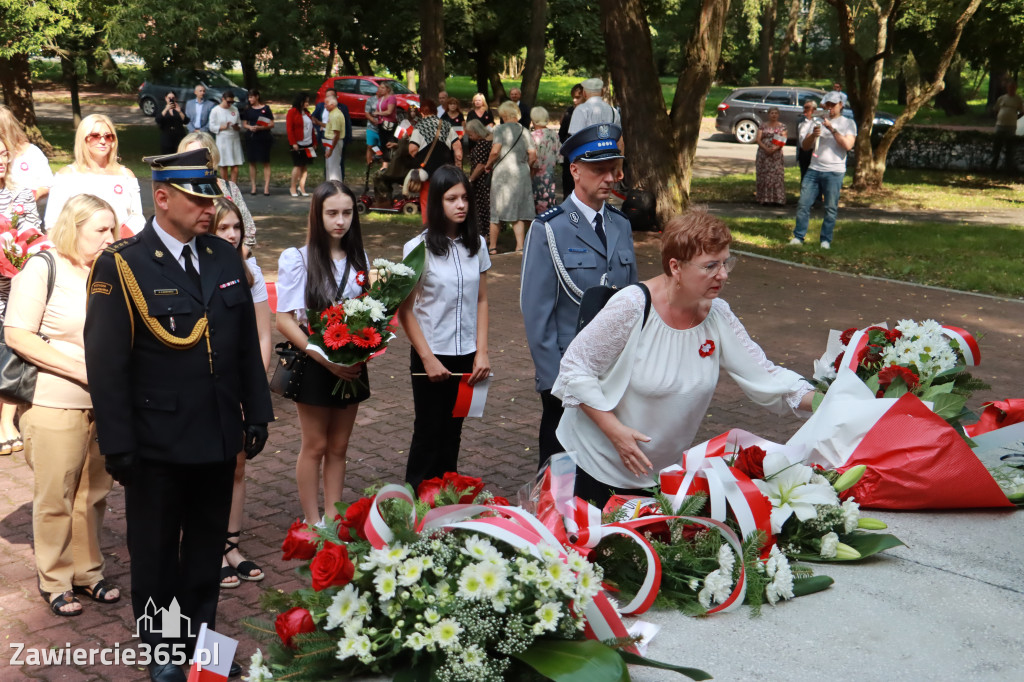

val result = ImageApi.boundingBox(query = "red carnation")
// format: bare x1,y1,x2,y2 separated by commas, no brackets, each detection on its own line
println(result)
351,327,383,349
839,327,858,346
340,497,373,541
309,542,355,591
323,322,351,350
884,328,903,343
275,607,315,648
442,471,484,503
490,496,510,506
876,365,920,397
281,519,318,561
733,445,767,480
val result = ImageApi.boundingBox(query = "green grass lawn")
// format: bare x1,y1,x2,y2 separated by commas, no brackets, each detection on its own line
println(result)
725,216,1024,297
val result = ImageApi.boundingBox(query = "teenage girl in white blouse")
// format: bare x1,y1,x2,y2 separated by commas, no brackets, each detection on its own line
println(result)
398,166,491,489
276,181,370,526
553,209,816,507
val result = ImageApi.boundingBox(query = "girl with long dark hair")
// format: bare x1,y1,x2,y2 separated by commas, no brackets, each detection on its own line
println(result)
276,181,370,525
397,166,491,488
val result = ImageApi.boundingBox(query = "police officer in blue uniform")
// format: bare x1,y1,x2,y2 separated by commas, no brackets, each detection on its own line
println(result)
84,149,273,682
520,123,638,468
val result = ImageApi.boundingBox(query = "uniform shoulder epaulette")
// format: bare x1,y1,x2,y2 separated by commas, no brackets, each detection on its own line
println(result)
104,235,140,254
606,204,628,218
536,206,564,222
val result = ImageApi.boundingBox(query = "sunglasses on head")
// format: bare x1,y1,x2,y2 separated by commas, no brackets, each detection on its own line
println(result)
86,133,116,143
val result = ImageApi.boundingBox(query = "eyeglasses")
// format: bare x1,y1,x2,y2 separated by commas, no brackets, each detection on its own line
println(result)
86,133,116,143
687,256,737,277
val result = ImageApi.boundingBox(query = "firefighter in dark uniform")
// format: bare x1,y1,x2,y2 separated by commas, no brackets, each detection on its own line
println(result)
84,148,273,682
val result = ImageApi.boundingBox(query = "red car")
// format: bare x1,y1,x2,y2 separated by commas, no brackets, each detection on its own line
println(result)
315,76,420,122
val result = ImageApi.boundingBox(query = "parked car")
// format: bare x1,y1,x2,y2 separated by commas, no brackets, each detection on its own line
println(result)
714,86,895,144
314,76,420,123
137,69,248,117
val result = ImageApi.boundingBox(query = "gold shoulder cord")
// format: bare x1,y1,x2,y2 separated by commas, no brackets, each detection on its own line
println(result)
114,253,214,372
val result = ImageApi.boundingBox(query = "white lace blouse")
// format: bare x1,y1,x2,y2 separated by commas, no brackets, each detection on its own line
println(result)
552,286,813,489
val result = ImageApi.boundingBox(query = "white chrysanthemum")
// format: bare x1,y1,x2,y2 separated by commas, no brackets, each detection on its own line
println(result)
688,578,700,591
342,298,369,316
423,607,441,624
374,569,398,600
764,547,795,604
565,550,589,574
457,564,485,599
431,618,462,649
386,262,416,277
515,558,542,582
476,561,510,597
534,602,561,633
243,649,273,682
462,645,485,668
405,631,430,651
698,568,732,608
841,497,861,534
363,296,387,322
545,559,570,586
372,258,392,269
819,531,840,559
336,636,359,661
397,557,426,586
325,584,361,630
574,566,602,604
537,544,561,562
717,544,735,574
462,535,501,562
354,635,373,664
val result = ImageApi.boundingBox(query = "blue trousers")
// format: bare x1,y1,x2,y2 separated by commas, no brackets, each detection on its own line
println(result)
793,169,844,244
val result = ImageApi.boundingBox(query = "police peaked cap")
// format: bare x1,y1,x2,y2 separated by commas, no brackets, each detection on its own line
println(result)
559,123,624,164
143,148,223,198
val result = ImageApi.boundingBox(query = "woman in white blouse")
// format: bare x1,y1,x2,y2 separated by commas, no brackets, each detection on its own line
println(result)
208,199,271,588
0,105,53,201
208,93,244,185
276,181,370,526
44,115,145,237
398,166,491,489
552,209,815,507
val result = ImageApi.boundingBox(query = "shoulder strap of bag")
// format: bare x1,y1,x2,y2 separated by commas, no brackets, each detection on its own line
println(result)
493,126,524,169
636,282,651,328
37,249,56,304
418,119,444,169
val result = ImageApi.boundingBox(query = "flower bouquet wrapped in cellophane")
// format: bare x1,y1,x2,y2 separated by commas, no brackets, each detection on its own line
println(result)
304,242,425,396
243,472,710,682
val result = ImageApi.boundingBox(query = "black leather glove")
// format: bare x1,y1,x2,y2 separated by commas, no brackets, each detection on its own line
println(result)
243,423,269,460
104,452,134,486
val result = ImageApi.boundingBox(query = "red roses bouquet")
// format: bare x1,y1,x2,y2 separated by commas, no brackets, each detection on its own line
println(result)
304,243,425,394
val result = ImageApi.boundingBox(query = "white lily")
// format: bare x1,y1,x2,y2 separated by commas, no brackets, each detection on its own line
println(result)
753,452,839,533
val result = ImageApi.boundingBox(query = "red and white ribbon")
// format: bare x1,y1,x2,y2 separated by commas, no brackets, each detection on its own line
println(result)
941,325,981,366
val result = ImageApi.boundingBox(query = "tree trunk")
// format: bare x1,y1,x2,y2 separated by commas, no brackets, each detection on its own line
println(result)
800,0,818,56
488,65,507,103
758,0,777,85
773,0,802,84
474,41,490,98
356,49,374,76
324,42,336,80
602,0,730,224
934,59,968,116
240,52,260,90
0,54,52,153
826,0,981,190
83,34,99,83
60,49,82,127
987,67,1008,111
99,51,121,86
406,69,417,91
419,0,445,96
520,0,548,113
339,50,358,76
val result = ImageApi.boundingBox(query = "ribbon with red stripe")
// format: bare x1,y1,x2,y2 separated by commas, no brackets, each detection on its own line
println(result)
941,325,981,367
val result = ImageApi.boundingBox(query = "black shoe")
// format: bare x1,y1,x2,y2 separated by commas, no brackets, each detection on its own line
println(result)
149,662,186,682
230,661,242,678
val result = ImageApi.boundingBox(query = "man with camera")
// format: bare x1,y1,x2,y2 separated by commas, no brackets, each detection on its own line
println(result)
155,92,190,154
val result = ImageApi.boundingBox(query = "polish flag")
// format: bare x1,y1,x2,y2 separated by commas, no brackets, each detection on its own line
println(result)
453,126,464,138
395,120,413,140
187,623,238,682
452,375,491,418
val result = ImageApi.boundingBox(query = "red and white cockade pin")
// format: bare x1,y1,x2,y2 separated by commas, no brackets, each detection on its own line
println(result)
698,339,715,358
114,184,123,194
355,270,367,286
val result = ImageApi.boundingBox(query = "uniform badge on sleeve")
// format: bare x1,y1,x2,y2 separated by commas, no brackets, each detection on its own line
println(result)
90,281,112,296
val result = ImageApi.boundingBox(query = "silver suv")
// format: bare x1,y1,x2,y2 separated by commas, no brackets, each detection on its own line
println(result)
714,86,894,144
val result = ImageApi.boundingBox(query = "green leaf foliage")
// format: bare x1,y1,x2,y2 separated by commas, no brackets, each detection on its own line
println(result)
791,574,835,597
617,650,713,681
513,639,630,682
788,532,905,562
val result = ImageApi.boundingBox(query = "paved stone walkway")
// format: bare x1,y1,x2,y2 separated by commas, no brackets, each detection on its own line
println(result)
1,208,1022,679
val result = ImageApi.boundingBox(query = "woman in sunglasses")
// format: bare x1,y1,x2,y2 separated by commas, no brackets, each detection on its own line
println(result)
44,115,145,238
550,208,816,508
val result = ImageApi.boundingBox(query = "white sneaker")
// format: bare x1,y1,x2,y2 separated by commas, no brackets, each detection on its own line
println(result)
788,238,802,246
820,241,831,250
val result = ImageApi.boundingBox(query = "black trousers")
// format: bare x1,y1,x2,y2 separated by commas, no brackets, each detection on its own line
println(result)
574,465,647,511
405,349,477,490
538,389,565,470
125,458,235,651
797,148,813,180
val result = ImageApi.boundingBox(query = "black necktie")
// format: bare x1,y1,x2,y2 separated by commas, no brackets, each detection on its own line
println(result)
181,244,201,290
594,213,607,249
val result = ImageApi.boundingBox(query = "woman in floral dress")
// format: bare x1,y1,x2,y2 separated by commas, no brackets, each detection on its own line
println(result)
465,120,493,240
529,107,560,214
754,108,787,206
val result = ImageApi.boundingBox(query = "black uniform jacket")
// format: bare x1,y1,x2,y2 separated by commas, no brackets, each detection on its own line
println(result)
84,220,274,465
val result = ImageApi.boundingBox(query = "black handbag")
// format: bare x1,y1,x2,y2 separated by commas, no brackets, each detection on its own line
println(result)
269,341,305,399
0,250,56,404
576,282,651,334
